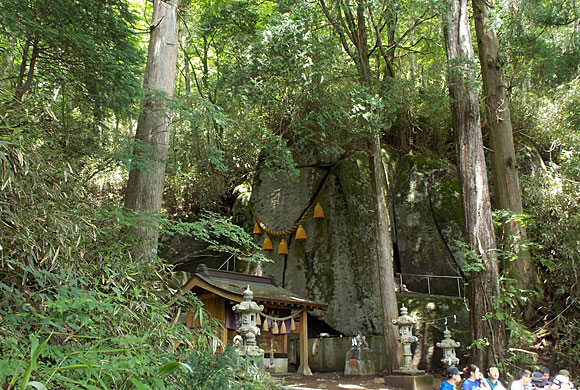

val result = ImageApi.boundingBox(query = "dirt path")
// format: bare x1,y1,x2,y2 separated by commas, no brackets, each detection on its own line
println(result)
277,372,407,390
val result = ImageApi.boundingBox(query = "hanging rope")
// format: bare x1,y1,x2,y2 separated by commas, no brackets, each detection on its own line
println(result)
259,309,303,334
259,308,304,322
249,166,336,237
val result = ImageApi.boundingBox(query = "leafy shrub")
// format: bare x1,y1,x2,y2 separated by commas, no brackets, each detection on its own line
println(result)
0,92,278,389
166,348,280,390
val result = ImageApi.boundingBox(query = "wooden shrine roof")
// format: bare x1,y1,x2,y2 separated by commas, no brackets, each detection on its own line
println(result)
181,265,327,310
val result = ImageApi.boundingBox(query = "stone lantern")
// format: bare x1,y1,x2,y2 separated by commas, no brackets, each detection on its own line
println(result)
232,286,264,360
436,327,460,367
392,304,424,374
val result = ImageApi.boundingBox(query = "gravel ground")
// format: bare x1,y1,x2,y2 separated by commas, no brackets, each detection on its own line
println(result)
277,372,439,390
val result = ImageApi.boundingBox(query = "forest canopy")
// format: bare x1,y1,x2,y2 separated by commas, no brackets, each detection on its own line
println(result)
1,0,580,387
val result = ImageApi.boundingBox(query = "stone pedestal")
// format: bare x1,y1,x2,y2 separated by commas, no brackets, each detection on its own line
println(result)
384,375,434,390
235,354,264,370
264,357,288,373
344,349,377,376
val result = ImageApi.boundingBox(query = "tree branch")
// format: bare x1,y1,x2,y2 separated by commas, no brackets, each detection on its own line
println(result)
369,8,395,78
318,0,356,60
15,33,40,102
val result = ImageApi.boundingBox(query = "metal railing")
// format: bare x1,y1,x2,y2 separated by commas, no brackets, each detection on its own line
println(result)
218,255,236,272
217,258,463,297
395,272,464,297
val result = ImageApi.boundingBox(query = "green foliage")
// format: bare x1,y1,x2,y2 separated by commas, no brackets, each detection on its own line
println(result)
500,0,580,92
518,160,580,375
0,86,276,389
456,231,537,366
170,348,281,390
544,316,580,378
9,334,52,390
0,0,143,116
4,0,580,382
161,210,271,264
455,241,489,275
507,59,580,372
467,337,490,351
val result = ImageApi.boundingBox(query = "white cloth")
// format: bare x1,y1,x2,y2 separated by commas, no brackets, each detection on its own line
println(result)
495,382,507,390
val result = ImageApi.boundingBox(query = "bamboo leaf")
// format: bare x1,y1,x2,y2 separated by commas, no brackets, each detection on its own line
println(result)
157,361,193,377
24,382,47,390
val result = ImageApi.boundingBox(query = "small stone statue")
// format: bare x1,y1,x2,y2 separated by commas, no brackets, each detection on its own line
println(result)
352,334,369,350
345,333,376,376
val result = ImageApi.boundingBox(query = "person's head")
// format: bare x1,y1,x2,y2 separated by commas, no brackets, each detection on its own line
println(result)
551,375,570,390
518,370,532,384
487,367,500,381
558,370,570,380
464,364,480,380
448,367,463,383
540,367,550,381
532,372,548,388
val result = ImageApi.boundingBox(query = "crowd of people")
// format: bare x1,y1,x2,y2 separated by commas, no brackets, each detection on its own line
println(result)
440,365,575,390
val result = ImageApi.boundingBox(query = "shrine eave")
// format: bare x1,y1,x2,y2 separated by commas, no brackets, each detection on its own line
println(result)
180,268,327,310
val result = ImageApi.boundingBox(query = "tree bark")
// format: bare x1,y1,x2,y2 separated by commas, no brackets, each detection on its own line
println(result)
318,0,401,372
14,33,40,102
442,0,507,367
472,0,539,296
369,135,401,373
124,0,180,262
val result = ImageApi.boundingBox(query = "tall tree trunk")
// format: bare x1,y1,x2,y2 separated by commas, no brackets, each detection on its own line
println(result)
369,135,401,373
318,0,401,372
442,0,507,368
124,0,180,262
472,0,539,297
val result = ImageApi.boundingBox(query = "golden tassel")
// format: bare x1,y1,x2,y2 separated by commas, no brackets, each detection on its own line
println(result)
262,236,273,251
295,224,307,241
290,317,296,331
256,313,261,326
262,318,269,332
314,202,325,219
280,320,287,334
253,223,262,235
278,238,289,255
272,321,279,334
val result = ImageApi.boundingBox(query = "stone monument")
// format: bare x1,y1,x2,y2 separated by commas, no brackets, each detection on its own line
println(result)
392,304,424,375
232,286,265,366
344,334,377,376
384,305,433,390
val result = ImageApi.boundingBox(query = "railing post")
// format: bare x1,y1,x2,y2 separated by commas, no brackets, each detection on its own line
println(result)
394,273,464,297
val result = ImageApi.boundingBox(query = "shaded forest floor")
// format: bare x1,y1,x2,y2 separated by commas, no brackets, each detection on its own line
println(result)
277,372,440,390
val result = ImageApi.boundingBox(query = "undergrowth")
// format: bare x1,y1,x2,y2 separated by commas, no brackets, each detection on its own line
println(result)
0,97,279,389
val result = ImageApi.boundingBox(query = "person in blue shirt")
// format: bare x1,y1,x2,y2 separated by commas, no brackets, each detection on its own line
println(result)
464,364,492,390
441,367,463,390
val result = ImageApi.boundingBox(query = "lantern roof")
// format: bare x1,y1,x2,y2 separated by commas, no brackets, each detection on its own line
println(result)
181,264,328,310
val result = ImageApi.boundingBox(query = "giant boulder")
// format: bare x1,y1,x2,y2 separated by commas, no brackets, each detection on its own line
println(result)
245,148,464,335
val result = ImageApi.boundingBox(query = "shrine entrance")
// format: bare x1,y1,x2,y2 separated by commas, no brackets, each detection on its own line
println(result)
181,264,328,375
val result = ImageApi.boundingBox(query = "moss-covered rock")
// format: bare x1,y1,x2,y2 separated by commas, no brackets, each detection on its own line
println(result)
247,148,465,336
249,154,385,335
393,152,464,294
